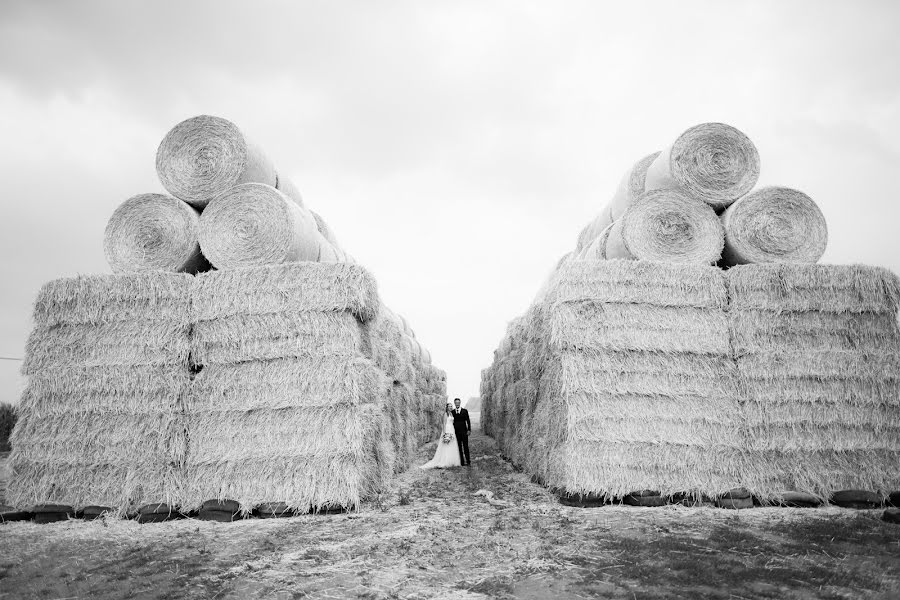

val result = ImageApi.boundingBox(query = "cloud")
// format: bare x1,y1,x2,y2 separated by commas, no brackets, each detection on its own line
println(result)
1,0,899,402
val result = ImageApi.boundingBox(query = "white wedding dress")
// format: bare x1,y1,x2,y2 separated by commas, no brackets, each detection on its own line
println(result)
419,414,462,469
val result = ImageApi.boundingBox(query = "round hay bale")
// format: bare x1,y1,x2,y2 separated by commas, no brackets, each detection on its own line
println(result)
156,115,276,208
644,122,760,211
720,186,827,266
311,210,340,248
274,171,305,207
104,193,206,274
199,183,324,269
577,151,661,251
600,189,724,264
582,222,615,260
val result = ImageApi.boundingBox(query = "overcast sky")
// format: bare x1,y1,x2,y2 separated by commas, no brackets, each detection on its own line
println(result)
1,0,899,404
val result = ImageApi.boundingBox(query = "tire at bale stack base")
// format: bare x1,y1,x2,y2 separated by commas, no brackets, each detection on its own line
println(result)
32,504,74,524
883,508,900,524
197,499,243,522
199,183,325,270
255,502,295,519
104,193,208,275
719,186,828,266
830,490,883,509
135,503,184,524
156,115,276,209
623,491,668,507
602,189,725,264
80,506,114,520
644,122,760,211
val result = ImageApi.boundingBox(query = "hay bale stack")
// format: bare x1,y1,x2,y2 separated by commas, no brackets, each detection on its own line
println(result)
156,115,276,209
644,122,760,211
8,273,192,512
184,262,443,512
104,193,208,274
727,264,900,501
185,263,386,513
481,260,745,498
720,187,827,266
583,190,724,264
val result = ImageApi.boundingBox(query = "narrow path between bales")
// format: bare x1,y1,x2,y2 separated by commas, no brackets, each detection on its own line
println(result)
2,426,899,599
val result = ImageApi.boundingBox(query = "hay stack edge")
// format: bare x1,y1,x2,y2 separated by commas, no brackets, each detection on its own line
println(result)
8,115,447,516
483,122,899,506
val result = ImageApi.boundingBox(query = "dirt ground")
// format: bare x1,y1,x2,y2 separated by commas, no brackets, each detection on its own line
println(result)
2,418,899,600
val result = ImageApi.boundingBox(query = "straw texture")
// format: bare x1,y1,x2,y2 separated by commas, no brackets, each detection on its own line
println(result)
720,186,827,266
156,115,275,208
727,264,900,501
576,152,660,251
599,190,724,264
104,193,207,274
7,273,192,512
644,122,760,211
483,259,900,501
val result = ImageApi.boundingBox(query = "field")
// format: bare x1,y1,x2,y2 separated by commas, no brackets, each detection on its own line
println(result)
2,416,899,599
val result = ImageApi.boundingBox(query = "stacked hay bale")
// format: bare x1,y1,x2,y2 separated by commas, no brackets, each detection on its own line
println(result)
484,260,743,500
727,264,900,502
9,114,446,516
483,121,897,504
184,263,397,513
7,273,192,514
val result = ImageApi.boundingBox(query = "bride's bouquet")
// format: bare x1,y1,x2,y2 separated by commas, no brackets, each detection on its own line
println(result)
441,432,453,444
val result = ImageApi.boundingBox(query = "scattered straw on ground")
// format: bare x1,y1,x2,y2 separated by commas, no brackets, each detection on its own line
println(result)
2,427,898,600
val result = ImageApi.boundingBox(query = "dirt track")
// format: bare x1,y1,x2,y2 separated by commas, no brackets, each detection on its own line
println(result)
2,424,899,599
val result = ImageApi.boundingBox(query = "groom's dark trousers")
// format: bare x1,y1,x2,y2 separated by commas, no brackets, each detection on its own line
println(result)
452,408,471,465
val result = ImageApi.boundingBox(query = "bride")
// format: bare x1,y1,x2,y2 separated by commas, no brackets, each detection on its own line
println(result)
419,401,462,469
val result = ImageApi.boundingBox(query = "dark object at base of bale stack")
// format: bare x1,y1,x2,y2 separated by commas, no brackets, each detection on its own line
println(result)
556,490,611,508
716,489,753,509
883,508,900,524
671,493,715,507
623,491,668,507
255,502,295,519
1,510,34,523
80,506,114,520
778,492,822,508
198,499,243,522
312,503,348,515
830,490,882,509
136,503,183,523
888,491,900,508
33,504,74,523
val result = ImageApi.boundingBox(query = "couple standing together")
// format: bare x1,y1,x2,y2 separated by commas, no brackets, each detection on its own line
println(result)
420,398,471,469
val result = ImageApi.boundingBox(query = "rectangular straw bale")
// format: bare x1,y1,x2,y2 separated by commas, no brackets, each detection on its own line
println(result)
192,262,380,323
31,272,193,327
23,319,190,373
547,302,730,355
189,357,387,412
180,404,389,512
727,264,900,313
731,310,900,353
191,311,367,365
551,441,745,498
546,259,727,308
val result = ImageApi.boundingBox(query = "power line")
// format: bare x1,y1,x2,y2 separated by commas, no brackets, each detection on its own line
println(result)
0,357,23,361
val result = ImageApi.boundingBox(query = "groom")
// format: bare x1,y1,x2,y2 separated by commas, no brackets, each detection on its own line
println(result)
451,398,471,466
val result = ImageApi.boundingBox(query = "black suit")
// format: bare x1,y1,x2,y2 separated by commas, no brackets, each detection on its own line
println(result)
452,408,471,465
